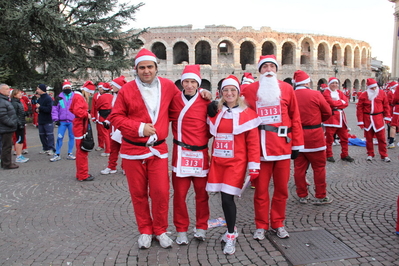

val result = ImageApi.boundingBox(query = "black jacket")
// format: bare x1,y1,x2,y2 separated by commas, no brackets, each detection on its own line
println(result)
11,98,26,128
37,93,53,125
0,94,18,134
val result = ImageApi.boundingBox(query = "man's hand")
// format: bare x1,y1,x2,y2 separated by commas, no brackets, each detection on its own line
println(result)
102,121,110,129
291,150,299,159
143,123,156,136
207,101,218,117
359,125,364,130
249,169,259,182
200,89,212,101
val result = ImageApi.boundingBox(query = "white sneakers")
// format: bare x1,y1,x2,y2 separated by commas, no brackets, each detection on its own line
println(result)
175,232,188,245
253,228,265,240
272,227,290,239
382,157,391,162
138,234,152,249
193,228,206,241
366,156,373,161
156,232,173,248
100,153,110,157
221,230,238,255
100,167,117,175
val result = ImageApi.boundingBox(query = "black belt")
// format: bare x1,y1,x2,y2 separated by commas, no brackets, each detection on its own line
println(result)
302,124,322,129
332,108,343,111
123,137,165,147
258,125,292,143
173,139,207,151
365,112,383,116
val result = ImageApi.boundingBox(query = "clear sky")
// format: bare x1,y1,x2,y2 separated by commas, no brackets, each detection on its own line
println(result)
123,0,396,69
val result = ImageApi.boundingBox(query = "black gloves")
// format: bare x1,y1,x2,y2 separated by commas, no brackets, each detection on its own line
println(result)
207,101,218,117
291,150,299,160
103,122,110,129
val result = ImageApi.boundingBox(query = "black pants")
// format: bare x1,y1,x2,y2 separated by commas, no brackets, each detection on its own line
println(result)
221,192,236,233
1,132,13,167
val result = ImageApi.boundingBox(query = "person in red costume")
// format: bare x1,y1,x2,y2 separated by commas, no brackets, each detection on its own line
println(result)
322,77,354,163
241,54,304,240
292,70,333,205
169,65,211,245
207,75,261,255
356,78,391,162
108,49,211,249
100,76,127,175
69,89,94,182
386,81,398,148
95,83,113,157
91,83,106,151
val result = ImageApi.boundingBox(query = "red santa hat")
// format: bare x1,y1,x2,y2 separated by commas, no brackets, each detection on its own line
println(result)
102,82,111,91
257,55,279,72
293,70,310,86
62,79,72,89
328,77,339,86
367,78,378,89
135,48,157,66
97,82,104,88
221,75,240,93
110,76,127,89
241,72,255,85
181,65,201,86
387,81,398,90
82,80,95,94
320,83,328,90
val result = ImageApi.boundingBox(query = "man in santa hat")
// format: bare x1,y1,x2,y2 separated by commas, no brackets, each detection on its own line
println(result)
101,76,127,174
50,80,76,162
169,65,211,245
91,83,105,151
241,55,304,240
386,81,398,148
108,48,211,249
322,77,354,163
292,70,333,205
95,82,113,157
356,78,391,162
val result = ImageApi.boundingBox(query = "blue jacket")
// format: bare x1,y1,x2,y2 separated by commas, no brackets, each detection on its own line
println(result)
37,93,53,125
52,92,75,122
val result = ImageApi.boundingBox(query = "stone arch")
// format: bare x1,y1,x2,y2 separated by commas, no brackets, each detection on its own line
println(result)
361,79,367,91
91,45,105,58
261,41,277,55
344,45,353,67
133,39,144,51
201,79,211,91
111,42,124,58
173,41,189,64
195,40,212,65
353,79,360,92
281,41,295,65
240,41,255,70
217,39,235,66
151,41,167,60
174,80,183,91
300,37,313,65
361,48,367,66
331,43,342,65
354,46,361,68
317,42,328,62
342,79,352,91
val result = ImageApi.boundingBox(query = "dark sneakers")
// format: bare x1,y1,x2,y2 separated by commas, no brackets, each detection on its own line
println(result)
3,163,19,169
79,174,94,182
341,156,354,162
326,157,335,162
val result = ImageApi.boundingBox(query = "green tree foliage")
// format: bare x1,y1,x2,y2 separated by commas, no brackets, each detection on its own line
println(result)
0,0,145,90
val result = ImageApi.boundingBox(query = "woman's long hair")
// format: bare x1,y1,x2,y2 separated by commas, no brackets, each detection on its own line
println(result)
10,88,21,99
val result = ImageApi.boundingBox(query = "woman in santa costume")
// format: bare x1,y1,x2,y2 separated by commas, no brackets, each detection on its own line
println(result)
206,75,261,255
69,88,94,182
169,65,211,245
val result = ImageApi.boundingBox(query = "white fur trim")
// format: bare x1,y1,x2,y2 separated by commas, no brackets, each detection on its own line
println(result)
367,83,378,89
110,81,121,89
257,57,279,70
328,78,339,85
294,77,310,85
221,79,240,92
135,55,157,66
181,73,201,86
82,87,94,94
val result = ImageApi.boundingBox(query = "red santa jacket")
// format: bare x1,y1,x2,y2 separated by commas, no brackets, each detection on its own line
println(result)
294,86,332,152
241,80,304,161
69,92,89,139
90,92,101,123
356,89,391,132
95,92,113,123
385,90,394,116
392,88,399,115
322,88,349,128
169,91,211,177
108,77,180,159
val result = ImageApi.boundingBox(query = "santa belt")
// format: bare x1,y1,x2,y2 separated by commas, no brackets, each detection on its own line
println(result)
123,137,165,147
332,108,343,111
173,139,208,151
302,124,322,129
364,112,383,116
258,125,291,142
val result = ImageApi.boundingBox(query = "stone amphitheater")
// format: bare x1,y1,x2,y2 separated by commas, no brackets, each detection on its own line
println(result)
90,25,373,95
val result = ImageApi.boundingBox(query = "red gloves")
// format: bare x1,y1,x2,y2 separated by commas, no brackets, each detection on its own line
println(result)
249,169,259,181
359,125,364,130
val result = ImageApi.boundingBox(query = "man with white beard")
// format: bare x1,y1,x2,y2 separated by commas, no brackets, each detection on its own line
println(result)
241,55,304,240
322,77,354,163
356,78,391,162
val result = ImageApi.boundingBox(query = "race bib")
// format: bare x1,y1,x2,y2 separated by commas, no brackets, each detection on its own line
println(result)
257,101,282,124
179,150,204,175
213,133,234,158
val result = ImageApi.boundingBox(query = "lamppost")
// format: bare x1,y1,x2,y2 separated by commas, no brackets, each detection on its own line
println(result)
333,60,338,77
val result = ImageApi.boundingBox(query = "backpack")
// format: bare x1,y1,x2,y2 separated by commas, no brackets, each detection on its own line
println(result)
81,119,95,152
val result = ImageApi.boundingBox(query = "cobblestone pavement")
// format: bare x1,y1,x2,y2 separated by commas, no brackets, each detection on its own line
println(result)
1,102,399,266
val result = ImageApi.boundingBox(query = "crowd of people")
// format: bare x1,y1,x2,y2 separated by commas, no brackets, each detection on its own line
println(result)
1,48,399,254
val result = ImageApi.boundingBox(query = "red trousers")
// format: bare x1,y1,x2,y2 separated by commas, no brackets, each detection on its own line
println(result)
95,122,106,149
325,126,349,158
253,159,290,229
97,124,110,153
294,150,327,199
364,128,388,158
75,139,89,180
107,139,121,170
172,172,209,232
123,157,170,236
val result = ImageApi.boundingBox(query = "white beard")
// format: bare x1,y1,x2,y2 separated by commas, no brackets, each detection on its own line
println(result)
367,88,378,101
257,72,281,105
